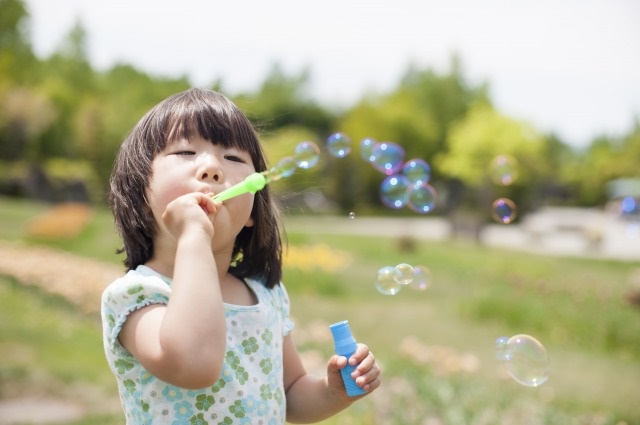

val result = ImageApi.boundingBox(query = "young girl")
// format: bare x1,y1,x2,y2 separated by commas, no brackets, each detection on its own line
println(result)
101,88,380,424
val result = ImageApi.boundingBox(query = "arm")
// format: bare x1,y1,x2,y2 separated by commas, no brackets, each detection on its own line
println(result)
119,192,227,389
283,333,381,423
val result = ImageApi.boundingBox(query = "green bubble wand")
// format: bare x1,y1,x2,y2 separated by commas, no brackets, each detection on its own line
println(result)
210,172,269,202
210,140,321,202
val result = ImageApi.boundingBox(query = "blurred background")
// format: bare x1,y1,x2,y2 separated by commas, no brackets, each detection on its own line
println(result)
1,0,639,424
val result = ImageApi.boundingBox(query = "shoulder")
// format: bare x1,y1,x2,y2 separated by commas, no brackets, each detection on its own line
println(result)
101,266,172,321
101,266,172,351
246,278,289,304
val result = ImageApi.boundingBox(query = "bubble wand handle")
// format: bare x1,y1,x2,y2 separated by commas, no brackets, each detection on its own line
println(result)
211,172,267,202
329,320,367,397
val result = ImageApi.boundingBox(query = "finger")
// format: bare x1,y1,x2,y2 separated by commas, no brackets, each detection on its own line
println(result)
360,375,381,392
327,355,348,373
352,353,375,375
355,361,380,385
349,343,370,365
196,193,218,214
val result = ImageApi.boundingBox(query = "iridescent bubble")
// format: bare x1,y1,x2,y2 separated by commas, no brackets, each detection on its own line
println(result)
490,154,519,186
370,142,405,175
380,174,410,209
375,266,403,295
409,265,431,291
492,198,517,224
272,157,296,180
393,263,415,285
620,196,639,216
497,334,550,387
327,132,351,158
407,183,437,214
294,141,320,169
402,159,431,185
360,137,377,162
348,211,356,219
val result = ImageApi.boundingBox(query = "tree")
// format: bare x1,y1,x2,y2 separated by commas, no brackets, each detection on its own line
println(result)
334,59,489,213
575,122,640,206
233,63,336,136
435,101,550,218
0,0,34,82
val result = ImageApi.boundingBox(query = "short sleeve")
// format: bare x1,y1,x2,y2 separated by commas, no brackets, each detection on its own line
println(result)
101,267,171,353
273,282,295,336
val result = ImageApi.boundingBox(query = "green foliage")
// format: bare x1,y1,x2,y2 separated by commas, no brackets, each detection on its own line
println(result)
436,102,548,187
234,63,336,135
574,123,640,205
1,0,639,215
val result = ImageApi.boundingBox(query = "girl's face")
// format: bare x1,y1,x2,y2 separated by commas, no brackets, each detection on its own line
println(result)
146,135,256,250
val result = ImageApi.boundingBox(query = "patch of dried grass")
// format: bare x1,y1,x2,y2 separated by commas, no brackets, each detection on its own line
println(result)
0,240,123,314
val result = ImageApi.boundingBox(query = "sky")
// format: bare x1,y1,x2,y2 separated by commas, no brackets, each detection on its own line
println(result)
23,0,640,149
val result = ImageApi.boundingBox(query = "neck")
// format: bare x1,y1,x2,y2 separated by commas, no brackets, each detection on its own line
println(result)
146,238,233,282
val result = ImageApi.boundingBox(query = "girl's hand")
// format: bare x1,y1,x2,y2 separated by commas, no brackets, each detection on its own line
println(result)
327,343,381,400
161,192,219,240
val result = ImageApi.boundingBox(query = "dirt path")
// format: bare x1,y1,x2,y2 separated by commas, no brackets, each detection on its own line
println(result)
0,240,124,424
0,240,123,314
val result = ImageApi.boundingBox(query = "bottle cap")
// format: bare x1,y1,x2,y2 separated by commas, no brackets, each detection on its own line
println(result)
329,320,357,354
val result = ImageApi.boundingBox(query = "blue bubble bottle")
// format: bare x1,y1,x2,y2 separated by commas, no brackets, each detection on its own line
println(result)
329,320,366,397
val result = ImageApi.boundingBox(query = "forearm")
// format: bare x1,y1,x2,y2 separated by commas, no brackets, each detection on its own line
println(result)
286,374,352,423
160,231,226,384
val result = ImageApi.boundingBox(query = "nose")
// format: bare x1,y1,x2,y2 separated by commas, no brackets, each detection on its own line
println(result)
201,170,222,182
198,155,223,183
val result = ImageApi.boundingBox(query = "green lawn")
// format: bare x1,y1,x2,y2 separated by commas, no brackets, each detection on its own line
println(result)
1,196,638,424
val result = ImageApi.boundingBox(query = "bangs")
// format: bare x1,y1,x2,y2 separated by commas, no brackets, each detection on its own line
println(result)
164,90,265,171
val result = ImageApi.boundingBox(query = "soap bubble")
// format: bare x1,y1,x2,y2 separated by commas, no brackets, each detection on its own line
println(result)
360,137,377,162
380,175,410,209
402,159,431,185
620,196,639,217
490,154,519,186
407,183,437,214
294,141,320,169
496,334,550,387
327,132,351,158
370,142,405,175
409,266,431,291
348,211,356,219
272,156,297,180
375,266,403,295
393,263,415,285
492,198,517,224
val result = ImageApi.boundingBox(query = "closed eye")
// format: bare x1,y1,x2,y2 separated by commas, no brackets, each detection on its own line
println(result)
225,154,247,163
174,151,196,156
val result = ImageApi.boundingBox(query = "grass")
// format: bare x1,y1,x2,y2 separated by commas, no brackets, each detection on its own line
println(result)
0,275,122,421
1,195,639,424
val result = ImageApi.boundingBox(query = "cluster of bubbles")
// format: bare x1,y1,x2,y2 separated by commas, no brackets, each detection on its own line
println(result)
265,141,322,182
495,334,550,387
374,263,431,295
267,135,527,224
266,132,436,214
326,133,437,214
489,154,519,224
261,133,553,389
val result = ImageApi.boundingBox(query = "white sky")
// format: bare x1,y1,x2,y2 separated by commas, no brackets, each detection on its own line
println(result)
23,0,640,149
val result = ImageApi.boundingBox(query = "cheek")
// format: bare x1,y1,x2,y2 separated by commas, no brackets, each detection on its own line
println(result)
224,193,255,226
237,194,256,226
147,175,191,215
